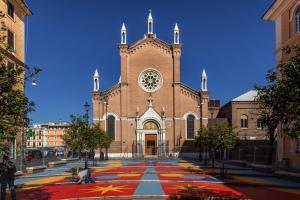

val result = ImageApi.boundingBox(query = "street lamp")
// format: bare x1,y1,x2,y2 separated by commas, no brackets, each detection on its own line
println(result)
83,101,90,169
103,96,109,160
103,96,108,131
84,102,90,125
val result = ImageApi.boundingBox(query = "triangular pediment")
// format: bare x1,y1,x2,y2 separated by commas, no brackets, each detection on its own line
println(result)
137,106,163,129
128,35,172,55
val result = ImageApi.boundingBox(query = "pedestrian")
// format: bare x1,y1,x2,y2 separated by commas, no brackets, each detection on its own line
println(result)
0,155,17,200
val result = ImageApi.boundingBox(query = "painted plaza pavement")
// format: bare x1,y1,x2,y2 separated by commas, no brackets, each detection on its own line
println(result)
12,160,300,200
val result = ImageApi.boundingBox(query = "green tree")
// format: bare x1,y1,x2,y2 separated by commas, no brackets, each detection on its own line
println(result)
62,115,87,157
62,116,111,167
255,45,300,164
0,11,41,154
195,124,237,177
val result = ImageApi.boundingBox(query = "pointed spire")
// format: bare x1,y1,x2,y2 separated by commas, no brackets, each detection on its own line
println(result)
121,23,127,44
174,23,179,44
201,69,207,91
148,9,153,20
147,9,153,34
121,23,126,31
93,69,100,92
174,23,179,31
202,69,207,79
94,69,99,77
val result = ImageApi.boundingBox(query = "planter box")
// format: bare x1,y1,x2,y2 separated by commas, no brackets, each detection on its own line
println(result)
48,160,67,168
26,165,47,174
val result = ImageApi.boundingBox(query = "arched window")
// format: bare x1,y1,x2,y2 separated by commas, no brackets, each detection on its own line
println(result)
187,115,195,139
107,115,115,140
295,6,300,33
240,115,248,128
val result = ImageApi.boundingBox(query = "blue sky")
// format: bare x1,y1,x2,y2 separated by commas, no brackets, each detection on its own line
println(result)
25,0,275,123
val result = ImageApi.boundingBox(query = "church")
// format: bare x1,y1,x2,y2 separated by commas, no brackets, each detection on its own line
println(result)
92,12,209,158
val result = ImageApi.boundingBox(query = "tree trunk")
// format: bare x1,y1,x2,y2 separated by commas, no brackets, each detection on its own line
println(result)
105,148,108,160
198,146,202,162
212,149,215,168
221,149,225,178
267,130,275,165
84,153,88,169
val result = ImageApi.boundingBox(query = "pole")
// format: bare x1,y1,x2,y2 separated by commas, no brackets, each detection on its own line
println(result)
20,126,25,172
42,129,45,166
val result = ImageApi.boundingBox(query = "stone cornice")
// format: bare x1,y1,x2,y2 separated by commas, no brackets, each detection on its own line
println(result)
92,84,121,101
180,83,200,101
263,0,295,21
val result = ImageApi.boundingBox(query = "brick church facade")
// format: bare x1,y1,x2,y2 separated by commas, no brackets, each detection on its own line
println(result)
92,12,209,158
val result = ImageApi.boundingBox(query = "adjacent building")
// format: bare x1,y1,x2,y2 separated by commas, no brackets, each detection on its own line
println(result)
0,0,32,157
263,0,300,169
92,12,210,158
218,90,267,141
26,122,70,148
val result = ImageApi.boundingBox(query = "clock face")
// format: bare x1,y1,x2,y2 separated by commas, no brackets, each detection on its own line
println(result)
138,69,163,92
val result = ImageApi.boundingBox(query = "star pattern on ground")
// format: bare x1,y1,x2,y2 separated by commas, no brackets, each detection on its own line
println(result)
83,185,132,195
174,184,215,193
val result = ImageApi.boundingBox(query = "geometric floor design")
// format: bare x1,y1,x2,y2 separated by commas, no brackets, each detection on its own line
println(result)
12,160,300,200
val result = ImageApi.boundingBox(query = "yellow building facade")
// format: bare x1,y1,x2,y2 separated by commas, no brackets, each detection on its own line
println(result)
263,0,300,170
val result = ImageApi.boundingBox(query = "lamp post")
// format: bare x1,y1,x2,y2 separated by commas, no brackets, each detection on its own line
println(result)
103,96,108,160
83,102,90,169
103,97,108,131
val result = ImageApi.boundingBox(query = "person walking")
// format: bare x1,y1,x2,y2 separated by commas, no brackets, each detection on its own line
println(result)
0,155,17,200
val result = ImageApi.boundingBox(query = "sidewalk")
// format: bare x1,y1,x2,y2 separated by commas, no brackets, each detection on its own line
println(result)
227,160,300,182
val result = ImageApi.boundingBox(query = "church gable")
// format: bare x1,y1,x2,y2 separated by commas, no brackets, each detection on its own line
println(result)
128,36,172,56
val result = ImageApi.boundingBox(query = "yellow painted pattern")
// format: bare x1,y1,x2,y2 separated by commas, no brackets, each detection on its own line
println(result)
178,162,193,168
107,161,122,167
23,175,69,186
118,174,141,177
94,168,113,172
83,185,133,195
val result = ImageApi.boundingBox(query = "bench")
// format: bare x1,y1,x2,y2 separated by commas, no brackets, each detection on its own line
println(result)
48,160,67,168
61,158,79,162
26,165,47,174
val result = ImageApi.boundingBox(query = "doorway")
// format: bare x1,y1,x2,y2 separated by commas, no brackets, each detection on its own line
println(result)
145,134,157,155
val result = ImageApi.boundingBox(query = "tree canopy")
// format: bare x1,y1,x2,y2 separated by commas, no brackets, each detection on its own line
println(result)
195,124,237,151
62,115,112,155
0,11,40,154
255,45,300,139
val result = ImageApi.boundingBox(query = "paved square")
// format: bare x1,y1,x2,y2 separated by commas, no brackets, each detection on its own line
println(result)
13,160,300,199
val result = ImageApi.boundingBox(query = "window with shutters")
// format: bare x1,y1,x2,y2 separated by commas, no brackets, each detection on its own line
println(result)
7,29,14,51
7,1,14,19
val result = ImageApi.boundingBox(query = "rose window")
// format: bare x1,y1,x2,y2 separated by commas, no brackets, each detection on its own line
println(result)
138,69,162,92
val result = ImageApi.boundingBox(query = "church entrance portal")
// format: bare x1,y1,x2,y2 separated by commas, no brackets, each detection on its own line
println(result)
145,134,157,155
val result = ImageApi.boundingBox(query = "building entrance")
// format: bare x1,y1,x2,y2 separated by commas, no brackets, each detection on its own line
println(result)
145,134,157,155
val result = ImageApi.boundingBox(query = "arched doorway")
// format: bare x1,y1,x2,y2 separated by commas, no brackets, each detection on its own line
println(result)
143,121,159,156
